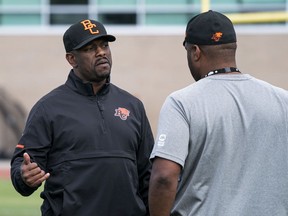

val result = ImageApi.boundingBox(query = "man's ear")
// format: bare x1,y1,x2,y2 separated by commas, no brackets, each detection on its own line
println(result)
66,53,78,68
192,45,201,62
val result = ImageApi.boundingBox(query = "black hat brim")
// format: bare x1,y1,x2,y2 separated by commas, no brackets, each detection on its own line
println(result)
73,34,116,50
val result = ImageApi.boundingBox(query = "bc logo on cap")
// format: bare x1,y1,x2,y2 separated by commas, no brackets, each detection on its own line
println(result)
81,20,99,35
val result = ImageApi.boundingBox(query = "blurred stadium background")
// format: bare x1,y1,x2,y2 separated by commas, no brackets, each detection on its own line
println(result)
0,0,288,215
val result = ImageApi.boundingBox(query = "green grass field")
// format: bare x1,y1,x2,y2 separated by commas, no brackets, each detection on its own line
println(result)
0,178,43,216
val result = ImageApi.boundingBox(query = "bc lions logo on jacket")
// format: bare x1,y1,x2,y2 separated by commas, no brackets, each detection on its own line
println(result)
114,107,130,120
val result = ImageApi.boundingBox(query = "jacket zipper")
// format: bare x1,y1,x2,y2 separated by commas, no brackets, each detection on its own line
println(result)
96,96,107,134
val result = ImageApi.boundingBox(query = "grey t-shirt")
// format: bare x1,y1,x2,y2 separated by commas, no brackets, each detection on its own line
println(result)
151,74,288,216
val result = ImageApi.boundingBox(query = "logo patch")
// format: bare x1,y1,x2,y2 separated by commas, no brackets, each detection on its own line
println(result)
81,20,99,35
114,107,130,120
157,134,166,147
211,32,223,42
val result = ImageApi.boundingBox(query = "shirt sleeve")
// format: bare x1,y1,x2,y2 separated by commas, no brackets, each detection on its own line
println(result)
150,94,190,168
10,102,52,196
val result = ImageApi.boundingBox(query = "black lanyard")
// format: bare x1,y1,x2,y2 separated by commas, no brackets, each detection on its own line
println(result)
204,67,240,77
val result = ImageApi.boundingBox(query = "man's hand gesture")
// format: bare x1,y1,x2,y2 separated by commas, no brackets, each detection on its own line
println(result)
21,153,50,188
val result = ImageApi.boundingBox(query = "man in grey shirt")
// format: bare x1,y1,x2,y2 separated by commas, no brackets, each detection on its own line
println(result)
149,10,288,216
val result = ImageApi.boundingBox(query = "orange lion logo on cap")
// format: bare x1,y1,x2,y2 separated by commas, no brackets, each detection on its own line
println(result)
114,107,130,120
211,32,223,42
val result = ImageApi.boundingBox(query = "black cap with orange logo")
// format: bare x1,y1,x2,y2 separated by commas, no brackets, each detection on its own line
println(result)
183,10,236,46
63,19,116,52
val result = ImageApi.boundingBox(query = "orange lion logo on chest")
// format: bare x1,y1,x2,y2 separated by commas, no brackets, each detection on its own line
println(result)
114,107,130,120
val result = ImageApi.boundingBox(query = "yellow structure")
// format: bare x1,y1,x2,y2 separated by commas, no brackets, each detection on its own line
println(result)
201,0,288,23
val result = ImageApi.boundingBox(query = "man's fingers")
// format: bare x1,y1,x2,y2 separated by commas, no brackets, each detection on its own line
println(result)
31,172,50,188
23,153,31,165
25,171,50,188
39,173,50,183
24,166,42,177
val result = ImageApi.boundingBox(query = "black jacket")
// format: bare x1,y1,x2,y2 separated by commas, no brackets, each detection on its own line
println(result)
10,70,154,216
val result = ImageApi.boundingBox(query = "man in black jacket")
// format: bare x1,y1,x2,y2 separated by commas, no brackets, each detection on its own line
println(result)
10,19,154,216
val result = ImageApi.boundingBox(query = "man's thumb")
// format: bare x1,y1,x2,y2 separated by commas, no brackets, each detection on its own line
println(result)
23,153,31,165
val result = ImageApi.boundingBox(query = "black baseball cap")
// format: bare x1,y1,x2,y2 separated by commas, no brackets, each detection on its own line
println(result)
183,10,236,46
63,19,116,52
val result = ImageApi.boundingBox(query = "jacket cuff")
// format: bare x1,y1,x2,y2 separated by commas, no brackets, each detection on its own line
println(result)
14,167,38,196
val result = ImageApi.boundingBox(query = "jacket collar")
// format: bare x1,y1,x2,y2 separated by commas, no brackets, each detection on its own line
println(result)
65,69,110,96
